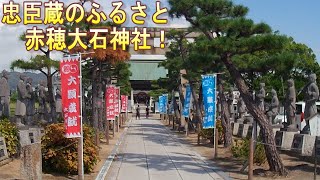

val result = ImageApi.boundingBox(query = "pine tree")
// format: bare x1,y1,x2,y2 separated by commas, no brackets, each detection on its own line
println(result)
168,0,290,175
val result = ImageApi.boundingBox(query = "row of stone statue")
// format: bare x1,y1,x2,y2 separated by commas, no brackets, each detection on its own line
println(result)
0,70,62,127
226,73,319,133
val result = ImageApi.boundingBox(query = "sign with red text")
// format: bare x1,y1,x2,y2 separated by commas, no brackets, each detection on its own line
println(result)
121,95,128,113
106,86,115,120
114,87,120,116
60,58,81,138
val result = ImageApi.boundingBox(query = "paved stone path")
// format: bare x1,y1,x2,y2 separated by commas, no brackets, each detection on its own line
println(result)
106,118,227,180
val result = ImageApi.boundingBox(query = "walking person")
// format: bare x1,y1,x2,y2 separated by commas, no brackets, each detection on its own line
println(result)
146,106,150,119
136,105,141,120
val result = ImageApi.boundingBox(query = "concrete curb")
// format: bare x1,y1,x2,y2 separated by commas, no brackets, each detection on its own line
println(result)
95,119,132,180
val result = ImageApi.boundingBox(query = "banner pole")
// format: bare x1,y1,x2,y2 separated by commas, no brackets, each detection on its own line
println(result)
78,53,84,180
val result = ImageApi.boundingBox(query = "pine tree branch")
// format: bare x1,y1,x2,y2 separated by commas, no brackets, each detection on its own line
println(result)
39,47,47,54
39,69,48,76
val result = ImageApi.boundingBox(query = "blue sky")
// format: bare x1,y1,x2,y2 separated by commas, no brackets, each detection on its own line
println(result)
235,0,320,60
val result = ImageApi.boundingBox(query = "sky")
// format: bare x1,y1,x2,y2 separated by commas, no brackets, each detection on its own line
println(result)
0,0,319,70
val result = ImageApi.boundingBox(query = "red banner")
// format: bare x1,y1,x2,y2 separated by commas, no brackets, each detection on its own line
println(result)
121,95,128,113
106,86,115,120
60,58,81,138
114,87,120,116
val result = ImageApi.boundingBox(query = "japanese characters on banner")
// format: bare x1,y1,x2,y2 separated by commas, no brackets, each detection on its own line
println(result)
106,86,116,120
202,75,217,129
114,87,120,116
121,95,128,113
182,84,192,118
158,95,164,114
60,58,81,138
163,94,168,114
169,95,175,115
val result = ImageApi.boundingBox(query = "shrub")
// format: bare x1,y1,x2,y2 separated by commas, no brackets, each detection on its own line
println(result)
42,123,99,174
199,120,224,144
0,119,19,157
231,137,267,165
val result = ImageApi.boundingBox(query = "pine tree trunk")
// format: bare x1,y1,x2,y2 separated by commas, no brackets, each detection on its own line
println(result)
92,68,99,146
47,75,56,123
46,51,56,123
190,83,202,129
223,54,288,175
217,80,232,147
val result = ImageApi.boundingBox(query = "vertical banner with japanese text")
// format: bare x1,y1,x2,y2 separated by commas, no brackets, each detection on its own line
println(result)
114,87,120,116
202,75,217,129
60,58,81,138
163,94,168,114
121,95,128,113
183,84,192,118
106,85,115,120
159,95,164,114
169,93,175,115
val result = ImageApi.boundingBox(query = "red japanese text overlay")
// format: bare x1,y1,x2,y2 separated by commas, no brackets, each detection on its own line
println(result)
60,58,81,138
121,95,128,113
106,85,116,120
114,87,120,116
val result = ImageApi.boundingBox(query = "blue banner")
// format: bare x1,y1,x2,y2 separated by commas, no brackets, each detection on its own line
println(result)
202,75,216,128
169,94,175,115
159,95,164,114
183,84,192,117
163,94,168,114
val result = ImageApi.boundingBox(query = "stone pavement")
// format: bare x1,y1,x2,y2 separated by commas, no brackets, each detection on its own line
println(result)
106,118,228,180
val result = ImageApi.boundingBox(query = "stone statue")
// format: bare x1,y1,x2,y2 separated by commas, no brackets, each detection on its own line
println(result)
267,89,279,124
15,74,30,127
25,77,35,125
256,83,266,111
285,79,297,131
227,88,235,121
38,80,48,121
0,70,10,117
55,86,62,120
237,97,246,120
301,74,319,134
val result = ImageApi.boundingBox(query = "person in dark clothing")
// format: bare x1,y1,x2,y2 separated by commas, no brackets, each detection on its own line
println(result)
146,106,150,119
136,105,140,120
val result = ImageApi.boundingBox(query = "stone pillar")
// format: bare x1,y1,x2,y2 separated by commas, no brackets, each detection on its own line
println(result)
21,143,42,180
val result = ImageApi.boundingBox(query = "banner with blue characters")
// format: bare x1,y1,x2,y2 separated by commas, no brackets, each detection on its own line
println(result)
162,94,168,114
158,95,164,114
202,75,217,129
182,84,192,117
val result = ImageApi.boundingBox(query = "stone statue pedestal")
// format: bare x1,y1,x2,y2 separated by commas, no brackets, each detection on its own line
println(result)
243,115,254,124
307,114,320,136
291,134,316,156
275,131,299,150
237,124,252,138
232,122,240,136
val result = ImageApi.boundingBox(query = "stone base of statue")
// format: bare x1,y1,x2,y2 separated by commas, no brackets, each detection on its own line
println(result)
291,134,316,156
275,131,299,150
232,122,239,136
301,114,320,136
281,123,299,132
236,118,244,124
237,124,252,138
243,115,254,124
